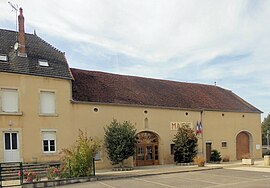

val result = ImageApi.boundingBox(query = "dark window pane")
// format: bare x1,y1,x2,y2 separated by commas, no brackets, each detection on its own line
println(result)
5,133,11,150
155,145,159,160
50,145,55,151
43,140,49,151
50,140,55,146
50,140,55,151
12,133,17,149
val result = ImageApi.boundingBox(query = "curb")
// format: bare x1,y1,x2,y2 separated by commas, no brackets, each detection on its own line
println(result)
96,166,223,181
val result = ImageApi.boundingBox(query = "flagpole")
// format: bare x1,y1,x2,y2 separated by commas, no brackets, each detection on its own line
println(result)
201,111,204,158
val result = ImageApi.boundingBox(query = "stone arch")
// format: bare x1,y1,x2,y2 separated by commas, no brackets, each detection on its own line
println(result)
135,131,159,166
236,131,253,160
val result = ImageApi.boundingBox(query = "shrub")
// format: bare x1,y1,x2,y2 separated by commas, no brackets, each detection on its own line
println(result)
60,130,101,177
193,156,205,167
104,119,136,167
19,170,40,183
210,149,222,162
222,155,230,162
173,124,198,163
47,167,60,180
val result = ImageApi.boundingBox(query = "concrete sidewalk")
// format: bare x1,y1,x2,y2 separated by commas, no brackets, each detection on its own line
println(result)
95,159,270,181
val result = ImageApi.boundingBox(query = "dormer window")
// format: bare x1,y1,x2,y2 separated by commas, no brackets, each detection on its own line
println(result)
0,54,8,62
38,59,49,67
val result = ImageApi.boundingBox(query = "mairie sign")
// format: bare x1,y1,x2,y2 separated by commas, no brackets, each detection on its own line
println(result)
170,122,193,130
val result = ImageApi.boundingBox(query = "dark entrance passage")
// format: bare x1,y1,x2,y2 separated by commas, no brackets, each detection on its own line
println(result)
135,131,159,166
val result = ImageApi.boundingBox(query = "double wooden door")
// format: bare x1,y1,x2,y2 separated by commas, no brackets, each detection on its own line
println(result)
135,132,159,166
136,144,158,166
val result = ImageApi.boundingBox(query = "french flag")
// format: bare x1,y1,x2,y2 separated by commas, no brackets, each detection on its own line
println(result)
196,121,203,135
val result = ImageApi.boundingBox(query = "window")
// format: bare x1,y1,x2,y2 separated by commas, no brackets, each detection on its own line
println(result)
38,60,49,67
42,131,56,153
170,144,175,155
0,54,8,61
40,91,55,114
221,141,227,148
4,133,18,150
1,88,19,113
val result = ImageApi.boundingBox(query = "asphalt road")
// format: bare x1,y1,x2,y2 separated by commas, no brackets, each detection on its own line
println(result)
59,169,270,188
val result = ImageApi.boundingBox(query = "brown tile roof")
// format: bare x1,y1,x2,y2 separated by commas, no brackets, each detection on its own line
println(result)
0,29,72,80
71,68,261,113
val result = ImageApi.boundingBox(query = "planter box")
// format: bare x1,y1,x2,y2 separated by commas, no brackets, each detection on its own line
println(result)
242,158,254,165
264,155,270,166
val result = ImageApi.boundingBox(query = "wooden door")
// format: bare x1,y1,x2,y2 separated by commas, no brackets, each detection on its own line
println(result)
236,132,249,160
135,132,159,166
206,143,212,162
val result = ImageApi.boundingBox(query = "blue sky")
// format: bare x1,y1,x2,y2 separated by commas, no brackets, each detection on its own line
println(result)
1,0,269,120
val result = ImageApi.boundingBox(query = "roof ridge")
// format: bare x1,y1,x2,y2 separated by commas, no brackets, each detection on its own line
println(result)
0,28,64,54
33,34,64,54
70,67,221,89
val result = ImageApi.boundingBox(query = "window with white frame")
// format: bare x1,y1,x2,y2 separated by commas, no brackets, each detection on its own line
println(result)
40,91,55,114
0,54,8,62
42,131,56,153
1,88,19,113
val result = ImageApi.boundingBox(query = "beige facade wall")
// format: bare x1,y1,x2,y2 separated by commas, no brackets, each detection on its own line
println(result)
0,72,262,169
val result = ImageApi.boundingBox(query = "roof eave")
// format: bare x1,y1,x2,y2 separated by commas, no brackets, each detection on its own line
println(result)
70,99,261,114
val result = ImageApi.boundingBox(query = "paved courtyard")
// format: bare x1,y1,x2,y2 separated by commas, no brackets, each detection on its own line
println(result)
60,168,270,188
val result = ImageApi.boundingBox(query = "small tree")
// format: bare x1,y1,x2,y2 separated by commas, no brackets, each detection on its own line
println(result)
210,149,222,162
104,119,136,167
173,124,198,163
61,130,101,177
262,114,270,145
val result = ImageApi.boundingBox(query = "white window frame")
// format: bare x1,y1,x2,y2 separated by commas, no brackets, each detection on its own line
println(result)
0,54,8,62
0,88,19,113
40,90,56,115
38,59,49,67
41,130,57,154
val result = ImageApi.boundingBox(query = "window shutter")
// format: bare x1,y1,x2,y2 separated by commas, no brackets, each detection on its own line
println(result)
40,91,55,114
1,89,18,112
42,131,56,140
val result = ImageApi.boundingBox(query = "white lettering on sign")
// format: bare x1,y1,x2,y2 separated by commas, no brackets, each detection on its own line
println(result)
170,122,193,130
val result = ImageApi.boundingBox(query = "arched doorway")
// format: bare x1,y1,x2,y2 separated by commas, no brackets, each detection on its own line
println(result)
135,131,159,166
236,131,252,160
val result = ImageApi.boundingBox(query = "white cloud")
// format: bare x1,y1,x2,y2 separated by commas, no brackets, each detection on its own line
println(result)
1,0,270,118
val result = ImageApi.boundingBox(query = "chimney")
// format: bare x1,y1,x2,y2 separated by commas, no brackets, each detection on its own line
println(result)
18,8,27,57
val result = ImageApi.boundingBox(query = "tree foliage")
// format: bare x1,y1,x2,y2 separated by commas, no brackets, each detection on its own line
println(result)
61,130,101,177
104,119,136,166
262,114,270,145
173,124,198,163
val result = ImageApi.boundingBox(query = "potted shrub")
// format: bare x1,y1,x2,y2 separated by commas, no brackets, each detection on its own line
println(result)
222,155,230,162
193,156,205,167
210,149,221,163
241,153,254,165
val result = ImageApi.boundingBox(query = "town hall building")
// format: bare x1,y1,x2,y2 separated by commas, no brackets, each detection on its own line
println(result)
0,8,262,169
